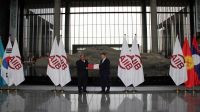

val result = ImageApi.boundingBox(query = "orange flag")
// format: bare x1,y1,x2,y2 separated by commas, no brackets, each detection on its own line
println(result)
182,37,199,88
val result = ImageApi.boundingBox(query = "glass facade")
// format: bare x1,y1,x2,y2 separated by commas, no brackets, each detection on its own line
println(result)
70,6,143,52
21,0,192,79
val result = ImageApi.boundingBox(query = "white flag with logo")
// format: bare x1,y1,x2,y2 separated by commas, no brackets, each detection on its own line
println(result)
118,37,132,87
9,39,25,86
1,38,12,86
169,36,187,86
130,37,144,87
47,38,60,86
58,39,71,87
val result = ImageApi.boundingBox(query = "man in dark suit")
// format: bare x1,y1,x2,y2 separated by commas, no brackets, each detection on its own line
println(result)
76,54,88,93
99,52,110,93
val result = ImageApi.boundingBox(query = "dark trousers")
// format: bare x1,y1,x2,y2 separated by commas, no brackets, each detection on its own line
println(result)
78,75,88,91
100,74,110,91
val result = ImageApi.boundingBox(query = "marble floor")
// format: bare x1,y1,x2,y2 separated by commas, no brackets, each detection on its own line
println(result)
0,86,200,112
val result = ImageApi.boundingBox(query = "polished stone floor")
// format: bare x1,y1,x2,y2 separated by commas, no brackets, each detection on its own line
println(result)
0,86,200,112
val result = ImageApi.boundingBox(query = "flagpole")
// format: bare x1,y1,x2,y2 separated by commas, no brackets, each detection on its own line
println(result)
184,88,187,94
61,86,64,93
132,86,136,93
15,86,18,93
54,86,57,93
192,86,195,95
176,86,179,94
124,86,128,93
0,87,2,93
7,86,9,93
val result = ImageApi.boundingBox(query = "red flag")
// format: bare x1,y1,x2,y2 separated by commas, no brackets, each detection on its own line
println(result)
182,37,199,88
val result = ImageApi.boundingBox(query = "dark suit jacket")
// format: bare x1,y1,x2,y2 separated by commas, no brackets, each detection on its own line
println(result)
76,59,88,76
99,58,110,76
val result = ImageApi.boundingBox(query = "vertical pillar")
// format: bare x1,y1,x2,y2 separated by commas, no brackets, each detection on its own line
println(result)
189,0,194,42
9,0,18,41
150,0,158,53
54,0,61,41
65,1,70,53
142,0,147,53
18,0,24,57
195,0,200,37
0,0,10,47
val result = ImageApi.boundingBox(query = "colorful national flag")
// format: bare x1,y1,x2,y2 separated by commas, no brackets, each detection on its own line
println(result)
191,37,200,83
1,38,12,86
182,37,199,88
169,36,187,86
0,37,6,86
9,39,25,86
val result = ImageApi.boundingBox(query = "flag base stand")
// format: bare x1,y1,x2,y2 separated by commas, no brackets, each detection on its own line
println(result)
51,86,58,94
57,87,65,94
193,90,195,96
184,88,187,95
51,86,66,94
132,87,137,93
124,87,128,93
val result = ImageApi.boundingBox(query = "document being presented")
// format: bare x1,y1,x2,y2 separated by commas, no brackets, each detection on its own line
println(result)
87,64,99,70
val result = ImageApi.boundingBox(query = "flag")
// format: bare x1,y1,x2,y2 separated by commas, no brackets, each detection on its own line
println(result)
191,37,200,83
0,38,6,86
9,39,25,86
118,37,132,87
1,38,12,86
58,39,71,87
87,64,99,69
47,38,60,86
182,37,199,88
130,37,144,87
169,36,187,86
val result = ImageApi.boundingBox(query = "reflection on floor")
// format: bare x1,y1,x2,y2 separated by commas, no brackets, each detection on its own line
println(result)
0,88,200,112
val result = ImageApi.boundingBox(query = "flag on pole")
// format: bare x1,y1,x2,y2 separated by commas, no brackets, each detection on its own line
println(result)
118,37,132,87
1,38,12,86
169,36,187,86
47,38,60,86
191,37,200,84
182,37,199,88
0,37,6,86
130,36,144,87
9,39,25,86
58,39,71,87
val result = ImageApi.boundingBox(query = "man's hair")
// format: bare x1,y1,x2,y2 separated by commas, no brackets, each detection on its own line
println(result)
100,52,107,55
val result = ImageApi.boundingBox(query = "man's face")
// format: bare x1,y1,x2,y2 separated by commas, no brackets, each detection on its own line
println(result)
101,54,105,59
80,55,85,60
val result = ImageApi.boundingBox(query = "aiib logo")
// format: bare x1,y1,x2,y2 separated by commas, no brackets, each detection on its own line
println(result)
8,56,22,70
49,55,68,70
119,55,142,70
170,54,185,69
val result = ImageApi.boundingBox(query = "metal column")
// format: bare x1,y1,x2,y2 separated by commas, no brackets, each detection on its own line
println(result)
54,0,61,41
150,0,158,53
142,0,148,53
